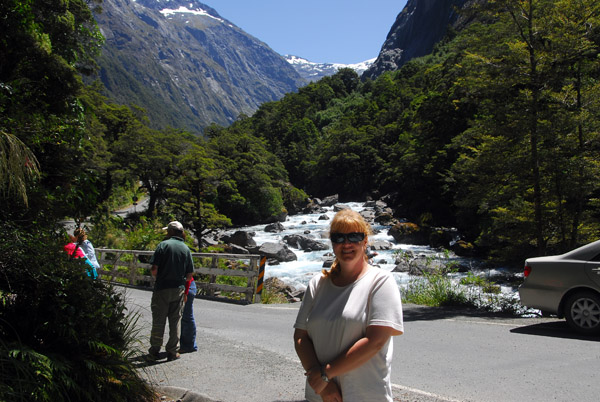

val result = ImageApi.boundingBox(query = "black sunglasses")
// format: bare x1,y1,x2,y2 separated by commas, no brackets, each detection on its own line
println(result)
330,232,365,244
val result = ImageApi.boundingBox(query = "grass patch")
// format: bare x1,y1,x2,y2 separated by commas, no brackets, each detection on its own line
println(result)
260,288,289,304
459,272,501,294
402,270,469,307
399,250,522,314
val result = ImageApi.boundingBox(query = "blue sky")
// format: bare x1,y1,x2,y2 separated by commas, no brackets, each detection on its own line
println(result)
210,1,408,64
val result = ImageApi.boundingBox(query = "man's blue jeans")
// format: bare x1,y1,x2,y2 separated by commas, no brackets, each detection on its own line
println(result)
180,280,197,352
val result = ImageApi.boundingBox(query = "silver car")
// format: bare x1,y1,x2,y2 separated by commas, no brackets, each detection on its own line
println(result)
519,240,600,335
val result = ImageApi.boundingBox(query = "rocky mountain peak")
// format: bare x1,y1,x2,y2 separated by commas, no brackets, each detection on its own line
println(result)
91,0,305,133
363,0,467,80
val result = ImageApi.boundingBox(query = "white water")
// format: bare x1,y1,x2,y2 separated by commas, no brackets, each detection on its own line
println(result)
234,202,485,292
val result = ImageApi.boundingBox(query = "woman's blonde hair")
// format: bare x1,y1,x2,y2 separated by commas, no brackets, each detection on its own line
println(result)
322,209,372,278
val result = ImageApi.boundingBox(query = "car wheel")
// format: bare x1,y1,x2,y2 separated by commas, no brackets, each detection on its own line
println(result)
564,291,600,335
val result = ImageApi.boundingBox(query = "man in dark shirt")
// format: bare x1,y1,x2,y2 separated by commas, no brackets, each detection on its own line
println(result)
148,221,194,361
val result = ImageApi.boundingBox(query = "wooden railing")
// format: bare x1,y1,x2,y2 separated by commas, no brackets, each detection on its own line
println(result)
96,249,265,304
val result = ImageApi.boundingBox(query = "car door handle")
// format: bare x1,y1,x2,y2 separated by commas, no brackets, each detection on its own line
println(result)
592,267,600,275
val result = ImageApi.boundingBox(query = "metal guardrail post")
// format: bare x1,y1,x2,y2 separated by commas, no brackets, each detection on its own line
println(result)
254,256,266,304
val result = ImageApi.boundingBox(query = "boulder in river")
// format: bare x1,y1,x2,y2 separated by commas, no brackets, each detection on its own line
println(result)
321,194,339,207
283,234,329,251
223,230,256,248
265,222,285,233
388,222,429,245
256,242,297,262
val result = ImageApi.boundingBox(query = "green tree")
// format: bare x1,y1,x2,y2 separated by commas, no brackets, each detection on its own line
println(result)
208,128,288,224
0,0,104,221
542,0,600,248
312,124,383,199
166,141,232,240
448,0,600,258
113,126,195,217
0,223,153,402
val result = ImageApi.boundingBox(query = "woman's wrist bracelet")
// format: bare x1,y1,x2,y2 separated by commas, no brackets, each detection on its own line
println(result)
320,365,330,383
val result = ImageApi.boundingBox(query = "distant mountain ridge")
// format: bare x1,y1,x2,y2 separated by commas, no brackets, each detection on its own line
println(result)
91,0,305,133
90,0,470,133
285,55,375,82
363,0,468,79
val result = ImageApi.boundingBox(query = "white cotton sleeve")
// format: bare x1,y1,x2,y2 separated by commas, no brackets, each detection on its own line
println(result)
367,271,404,334
293,273,322,330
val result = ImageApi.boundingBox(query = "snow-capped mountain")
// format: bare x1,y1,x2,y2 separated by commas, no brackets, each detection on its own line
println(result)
91,0,305,133
285,55,375,82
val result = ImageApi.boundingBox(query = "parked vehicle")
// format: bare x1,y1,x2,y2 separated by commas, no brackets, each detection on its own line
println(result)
519,240,600,335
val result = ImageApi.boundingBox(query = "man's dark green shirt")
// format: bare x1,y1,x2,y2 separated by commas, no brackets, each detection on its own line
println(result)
150,236,194,291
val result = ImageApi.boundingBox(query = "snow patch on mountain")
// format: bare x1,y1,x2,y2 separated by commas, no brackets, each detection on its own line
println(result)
159,5,232,26
285,55,375,82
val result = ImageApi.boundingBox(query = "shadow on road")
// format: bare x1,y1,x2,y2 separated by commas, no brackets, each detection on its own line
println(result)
402,303,517,322
510,321,600,342
129,352,177,368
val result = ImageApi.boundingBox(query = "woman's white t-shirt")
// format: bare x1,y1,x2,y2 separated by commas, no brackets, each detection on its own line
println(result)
294,267,404,402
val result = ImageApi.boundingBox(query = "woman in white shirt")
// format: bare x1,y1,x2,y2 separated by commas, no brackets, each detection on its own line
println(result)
73,228,100,271
294,209,404,402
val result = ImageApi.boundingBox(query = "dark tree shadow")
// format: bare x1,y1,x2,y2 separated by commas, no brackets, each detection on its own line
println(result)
130,352,173,368
402,303,518,322
510,320,600,342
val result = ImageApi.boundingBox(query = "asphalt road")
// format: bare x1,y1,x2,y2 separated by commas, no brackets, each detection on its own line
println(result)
121,286,600,402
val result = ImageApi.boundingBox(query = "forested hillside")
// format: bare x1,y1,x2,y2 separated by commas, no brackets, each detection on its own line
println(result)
2,0,600,265
210,0,600,262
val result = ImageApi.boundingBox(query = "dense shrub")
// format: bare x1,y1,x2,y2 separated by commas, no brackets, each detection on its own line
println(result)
88,214,166,251
0,222,154,402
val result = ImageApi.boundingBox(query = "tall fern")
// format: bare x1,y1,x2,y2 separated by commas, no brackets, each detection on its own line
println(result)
0,223,155,402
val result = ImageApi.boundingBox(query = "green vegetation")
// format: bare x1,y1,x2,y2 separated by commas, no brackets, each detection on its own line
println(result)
396,250,518,313
402,269,521,314
0,223,154,402
460,272,501,295
259,287,289,304
210,0,600,263
403,270,469,307
89,215,166,251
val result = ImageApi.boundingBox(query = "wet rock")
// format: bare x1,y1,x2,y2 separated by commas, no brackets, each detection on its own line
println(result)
321,194,339,207
429,227,459,249
222,231,256,248
256,242,297,262
450,240,475,257
333,203,351,212
360,209,376,222
388,222,429,245
369,240,393,251
374,212,398,226
265,222,285,233
264,277,302,302
225,244,250,254
283,234,329,251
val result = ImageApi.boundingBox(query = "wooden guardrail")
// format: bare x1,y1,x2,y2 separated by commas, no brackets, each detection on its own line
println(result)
95,249,266,304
